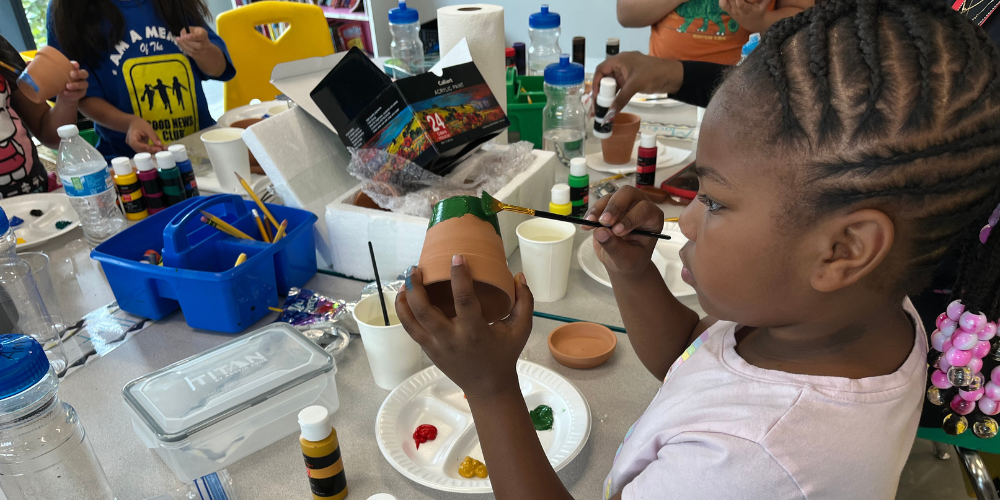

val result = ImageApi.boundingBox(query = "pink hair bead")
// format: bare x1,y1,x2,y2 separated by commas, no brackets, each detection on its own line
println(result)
941,339,953,354
981,322,998,341
940,355,952,373
937,312,949,329
948,300,966,321
953,331,979,350
960,311,987,333
993,366,1000,386
969,357,984,374
940,320,958,337
974,340,993,359
933,369,953,389
952,395,976,415
985,381,1000,400
931,330,950,352
961,387,985,401
981,398,1000,416
946,346,972,367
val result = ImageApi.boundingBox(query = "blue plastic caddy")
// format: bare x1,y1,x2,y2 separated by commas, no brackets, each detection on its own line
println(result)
92,194,318,333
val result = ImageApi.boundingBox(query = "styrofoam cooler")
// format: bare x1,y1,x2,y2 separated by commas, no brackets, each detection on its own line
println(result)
91,194,317,333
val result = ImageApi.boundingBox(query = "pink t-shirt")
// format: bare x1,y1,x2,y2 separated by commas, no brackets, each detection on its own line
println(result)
605,299,927,500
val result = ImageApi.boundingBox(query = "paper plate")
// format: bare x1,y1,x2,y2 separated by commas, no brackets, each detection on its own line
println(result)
0,193,80,250
578,226,696,297
629,93,684,108
586,139,691,174
217,100,285,127
375,360,591,494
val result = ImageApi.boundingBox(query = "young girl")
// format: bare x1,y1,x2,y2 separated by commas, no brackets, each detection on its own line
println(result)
45,0,235,159
0,35,89,198
396,1,1000,498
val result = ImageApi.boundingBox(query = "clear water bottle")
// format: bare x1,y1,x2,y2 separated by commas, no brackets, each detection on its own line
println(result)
0,334,116,499
388,1,424,79
144,470,238,500
55,125,127,246
542,55,586,175
528,4,561,76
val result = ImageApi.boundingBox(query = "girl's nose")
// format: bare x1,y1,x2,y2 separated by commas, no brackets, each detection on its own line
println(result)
678,200,701,241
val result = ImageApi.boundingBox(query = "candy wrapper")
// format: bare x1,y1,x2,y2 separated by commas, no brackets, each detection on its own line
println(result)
276,288,352,355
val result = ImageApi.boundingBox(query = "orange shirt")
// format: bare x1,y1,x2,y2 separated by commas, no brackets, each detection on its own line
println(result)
650,0,776,65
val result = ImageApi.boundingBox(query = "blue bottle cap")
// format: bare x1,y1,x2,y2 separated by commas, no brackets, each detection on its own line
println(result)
544,54,584,86
389,1,419,24
0,206,8,236
0,335,49,400
530,4,560,30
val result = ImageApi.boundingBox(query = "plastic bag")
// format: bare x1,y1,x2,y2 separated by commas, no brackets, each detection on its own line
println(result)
346,142,537,218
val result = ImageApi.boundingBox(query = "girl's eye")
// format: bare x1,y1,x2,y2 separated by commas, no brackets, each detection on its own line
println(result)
698,195,723,212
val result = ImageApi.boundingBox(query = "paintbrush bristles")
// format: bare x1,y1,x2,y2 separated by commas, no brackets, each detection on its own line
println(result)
481,191,534,216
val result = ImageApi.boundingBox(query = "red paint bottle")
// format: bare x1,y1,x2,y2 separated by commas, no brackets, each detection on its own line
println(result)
134,153,167,214
636,133,657,188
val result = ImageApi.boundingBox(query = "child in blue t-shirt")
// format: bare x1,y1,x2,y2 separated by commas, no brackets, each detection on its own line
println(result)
46,0,235,159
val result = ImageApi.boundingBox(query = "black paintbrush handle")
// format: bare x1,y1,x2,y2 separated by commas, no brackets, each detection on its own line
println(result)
534,211,671,240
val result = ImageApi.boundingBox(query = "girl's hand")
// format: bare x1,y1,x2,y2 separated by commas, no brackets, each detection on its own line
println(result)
396,257,534,399
177,27,213,59
584,186,664,277
591,53,683,121
60,62,89,103
126,117,164,153
719,0,771,33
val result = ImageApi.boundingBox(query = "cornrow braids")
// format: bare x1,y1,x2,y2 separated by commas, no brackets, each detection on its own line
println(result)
727,0,1000,437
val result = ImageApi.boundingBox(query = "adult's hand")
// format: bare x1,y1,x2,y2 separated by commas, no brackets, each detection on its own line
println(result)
584,186,664,277
591,53,684,122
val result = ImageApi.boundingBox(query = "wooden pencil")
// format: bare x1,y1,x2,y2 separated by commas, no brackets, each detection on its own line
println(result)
252,209,270,243
199,212,254,240
234,253,248,266
272,220,288,243
235,172,279,230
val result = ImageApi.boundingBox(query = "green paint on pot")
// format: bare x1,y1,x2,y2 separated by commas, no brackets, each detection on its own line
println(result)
428,195,501,236
529,404,554,431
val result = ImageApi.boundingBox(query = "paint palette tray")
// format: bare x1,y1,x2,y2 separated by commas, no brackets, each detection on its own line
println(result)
375,360,591,494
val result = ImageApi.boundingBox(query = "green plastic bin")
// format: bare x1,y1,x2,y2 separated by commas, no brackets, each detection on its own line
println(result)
506,67,546,149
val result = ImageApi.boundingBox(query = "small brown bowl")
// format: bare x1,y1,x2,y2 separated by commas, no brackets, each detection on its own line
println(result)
548,322,617,369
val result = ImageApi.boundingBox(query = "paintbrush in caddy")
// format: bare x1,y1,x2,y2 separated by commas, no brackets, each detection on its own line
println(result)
481,192,671,241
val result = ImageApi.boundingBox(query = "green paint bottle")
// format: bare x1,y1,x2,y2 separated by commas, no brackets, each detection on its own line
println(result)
568,158,589,218
155,151,187,206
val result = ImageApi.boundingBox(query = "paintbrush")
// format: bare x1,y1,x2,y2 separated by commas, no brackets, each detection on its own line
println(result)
481,191,671,240
665,217,679,222
178,0,191,35
0,61,20,75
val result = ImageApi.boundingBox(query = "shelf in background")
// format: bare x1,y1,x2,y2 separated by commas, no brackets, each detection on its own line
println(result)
321,5,368,21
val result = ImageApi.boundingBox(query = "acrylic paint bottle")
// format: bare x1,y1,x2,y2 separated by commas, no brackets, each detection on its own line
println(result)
134,153,167,213
572,37,585,66
568,158,589,218
168,144,200,198
155,151,187,206
299,405,348,500
636,133,657,188
513,42,526,76
549,183,572,216
606,38,620,58
111,157,148,221
593,77,616,140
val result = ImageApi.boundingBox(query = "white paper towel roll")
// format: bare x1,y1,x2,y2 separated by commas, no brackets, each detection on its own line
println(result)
438,4,506,114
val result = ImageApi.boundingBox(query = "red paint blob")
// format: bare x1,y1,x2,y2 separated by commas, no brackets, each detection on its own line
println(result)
413,424,438,449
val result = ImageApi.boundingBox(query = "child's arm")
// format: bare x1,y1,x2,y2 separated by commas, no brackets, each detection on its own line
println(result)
10,62,89,149
721,0,814,34
585,186,713,380
177,27,228,78
78,97,164,153
618,0,689,27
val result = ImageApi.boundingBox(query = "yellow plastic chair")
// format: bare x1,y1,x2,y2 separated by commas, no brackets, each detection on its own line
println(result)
216,1,334,111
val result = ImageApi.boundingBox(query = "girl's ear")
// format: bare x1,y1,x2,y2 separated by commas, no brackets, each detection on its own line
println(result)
809,209,895,293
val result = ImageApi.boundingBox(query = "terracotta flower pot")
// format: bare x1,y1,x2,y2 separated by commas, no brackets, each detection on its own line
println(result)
17,46,73,104
418,196,515,323
600,112,641,165
230,118,263,167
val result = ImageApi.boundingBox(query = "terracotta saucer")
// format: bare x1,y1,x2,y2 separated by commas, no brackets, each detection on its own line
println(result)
547,322,617,369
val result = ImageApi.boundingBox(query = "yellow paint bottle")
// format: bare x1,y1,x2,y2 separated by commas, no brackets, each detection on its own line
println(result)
111,157,148,221
299,406,348,500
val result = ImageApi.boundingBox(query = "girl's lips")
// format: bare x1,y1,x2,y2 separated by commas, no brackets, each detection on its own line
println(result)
681,266,695,285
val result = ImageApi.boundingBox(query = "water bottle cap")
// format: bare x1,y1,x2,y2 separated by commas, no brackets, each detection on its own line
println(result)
551,183,570,205
570,157,588,177
168,144,189,163
111,157,133,177
134,153,155,172
389,1,419,24
742,32,761,57
530,4,560,29
57,124,79,139
544,55,584,86
0,206,8,236
0,335,49,400
299,405,333,442
155,151,176,169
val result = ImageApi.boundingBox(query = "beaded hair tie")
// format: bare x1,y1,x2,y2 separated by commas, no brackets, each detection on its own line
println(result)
980,203,1000,244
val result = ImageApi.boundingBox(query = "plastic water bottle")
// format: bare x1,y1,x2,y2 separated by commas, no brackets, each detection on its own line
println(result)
388,1,425,79
144,470,238,500
542,55,586,174
55,125,126,246
528,5,561,76
0,334,116,499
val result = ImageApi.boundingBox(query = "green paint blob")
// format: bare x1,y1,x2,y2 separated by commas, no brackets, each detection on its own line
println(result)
55,220,72,230
428,195,501,236
529,405,554,431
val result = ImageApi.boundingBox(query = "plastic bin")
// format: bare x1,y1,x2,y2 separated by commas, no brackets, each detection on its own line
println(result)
506,67,546,149
123,323,339,482
92,194,317,333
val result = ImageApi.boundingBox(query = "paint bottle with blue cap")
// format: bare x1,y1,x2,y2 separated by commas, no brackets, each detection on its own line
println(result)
0,334,115,498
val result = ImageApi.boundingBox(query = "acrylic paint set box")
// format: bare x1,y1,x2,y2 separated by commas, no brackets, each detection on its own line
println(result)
91,194,318,333
122,323,339,482
311,45,510,177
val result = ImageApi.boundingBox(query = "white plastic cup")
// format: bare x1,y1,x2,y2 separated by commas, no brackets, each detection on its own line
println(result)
201,127,251,194
352,291,424,390
516,219,576,302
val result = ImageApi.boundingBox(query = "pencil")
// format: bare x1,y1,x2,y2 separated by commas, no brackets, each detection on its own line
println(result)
272,220,288,243
0,61,19,74
199,212,254,240
235,172,279,230
252,209,270,243
268,306,284,313
234,253,247,266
